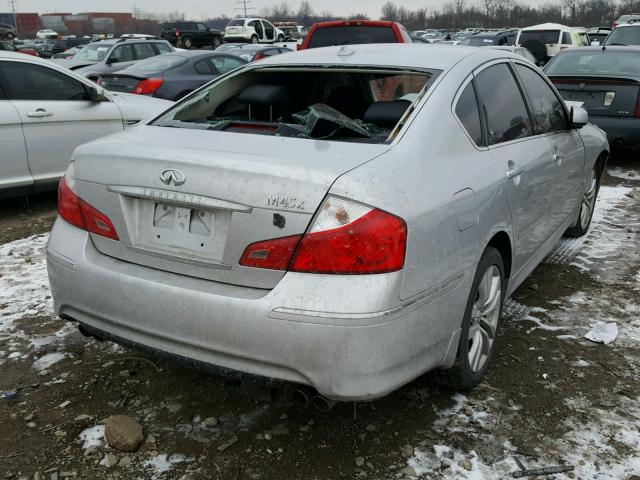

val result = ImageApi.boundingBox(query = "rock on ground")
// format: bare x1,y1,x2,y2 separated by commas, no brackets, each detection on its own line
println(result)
105,415,144,452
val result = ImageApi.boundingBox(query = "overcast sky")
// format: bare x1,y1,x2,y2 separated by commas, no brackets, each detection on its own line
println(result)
10,0,447,19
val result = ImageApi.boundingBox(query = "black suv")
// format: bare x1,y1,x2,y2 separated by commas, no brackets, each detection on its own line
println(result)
0,23,17,40
160,21,223,49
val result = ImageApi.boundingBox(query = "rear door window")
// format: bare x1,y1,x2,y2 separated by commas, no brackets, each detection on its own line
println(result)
562,32,572,44
110,44,135,62
455,82,483,146
155,42,173,54
308,26,397,48
0,62,87,101
474,63,532,145
133,43,155,60
515,64,567,134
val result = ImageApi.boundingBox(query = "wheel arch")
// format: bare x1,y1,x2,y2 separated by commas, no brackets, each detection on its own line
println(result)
487,231,512,280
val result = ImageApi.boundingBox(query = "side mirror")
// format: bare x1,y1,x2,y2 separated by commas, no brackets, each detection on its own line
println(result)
569,105,588,128
106,55,118,65
87,85,108,102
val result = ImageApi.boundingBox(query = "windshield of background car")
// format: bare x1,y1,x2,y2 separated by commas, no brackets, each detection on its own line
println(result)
545,50,640,76
151,67,438,143
123,54,187,72
461,36,496,46
519,30,561,45
604,27,640,45
307,26,397,48
74,43,110,62
227,19,244,27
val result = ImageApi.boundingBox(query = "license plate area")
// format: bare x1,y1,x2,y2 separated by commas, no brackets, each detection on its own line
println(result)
131,199,231,263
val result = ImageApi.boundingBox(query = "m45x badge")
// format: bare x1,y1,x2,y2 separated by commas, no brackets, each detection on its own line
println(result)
267,195,305,210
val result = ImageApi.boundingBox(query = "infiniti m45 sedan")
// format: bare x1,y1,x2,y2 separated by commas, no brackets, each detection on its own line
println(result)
47,45,608,401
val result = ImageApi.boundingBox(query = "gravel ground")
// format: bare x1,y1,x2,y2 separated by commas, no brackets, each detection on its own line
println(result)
0,158,639,480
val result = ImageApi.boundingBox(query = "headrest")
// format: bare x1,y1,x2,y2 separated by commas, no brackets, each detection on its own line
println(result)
238,85,289,107
363,100,411,128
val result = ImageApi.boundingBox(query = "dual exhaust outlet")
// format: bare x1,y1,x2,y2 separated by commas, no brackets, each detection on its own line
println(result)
290,386,337,412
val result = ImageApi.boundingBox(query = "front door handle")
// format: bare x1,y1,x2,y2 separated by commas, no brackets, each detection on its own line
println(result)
505,165,524,179
553,153,562,162
27,109,53,118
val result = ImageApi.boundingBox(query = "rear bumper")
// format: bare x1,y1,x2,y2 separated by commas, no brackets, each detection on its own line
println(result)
46,218,469,400
589,116,640,151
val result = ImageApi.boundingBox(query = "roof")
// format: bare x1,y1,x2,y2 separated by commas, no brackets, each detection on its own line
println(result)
615,23,640,28
253,43,513,71
313,20,398,29
520,23,570,31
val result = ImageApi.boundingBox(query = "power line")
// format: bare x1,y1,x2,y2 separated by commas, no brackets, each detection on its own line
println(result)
234,0,254,17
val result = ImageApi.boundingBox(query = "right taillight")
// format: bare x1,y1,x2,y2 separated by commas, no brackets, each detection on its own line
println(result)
58,164,119,241
133,78,164,95
239,197,407,274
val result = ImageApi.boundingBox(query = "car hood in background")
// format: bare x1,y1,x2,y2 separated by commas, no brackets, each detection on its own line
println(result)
53,58,97,69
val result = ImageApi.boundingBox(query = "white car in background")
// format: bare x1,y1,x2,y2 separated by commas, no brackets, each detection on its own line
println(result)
516,23,589,64
224,17,286,43
36,29,59,39
0,51,172,198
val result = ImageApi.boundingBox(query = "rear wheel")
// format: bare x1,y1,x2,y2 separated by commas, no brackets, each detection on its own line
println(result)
212,36,222,49
250,35,259,44
7,32,14,39
438,247,505,390
182,36,193,49
565,163,600,238
277,34,285,42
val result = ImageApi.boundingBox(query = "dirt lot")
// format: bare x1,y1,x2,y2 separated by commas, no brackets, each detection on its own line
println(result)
0,159,639,480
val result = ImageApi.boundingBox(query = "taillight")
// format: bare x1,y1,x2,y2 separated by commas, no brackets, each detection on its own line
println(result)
133,78,164,95
239,197,407,274
612,22,619,28
254,53,266,61
176,29,181,37
58,164,119,240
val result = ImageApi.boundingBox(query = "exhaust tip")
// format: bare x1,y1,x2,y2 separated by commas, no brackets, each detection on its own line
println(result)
290,388,311,406
312,395,337,412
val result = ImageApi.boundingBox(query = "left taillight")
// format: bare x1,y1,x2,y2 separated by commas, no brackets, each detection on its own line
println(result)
239,197,407,274
133,78,164,95
58,163,119,241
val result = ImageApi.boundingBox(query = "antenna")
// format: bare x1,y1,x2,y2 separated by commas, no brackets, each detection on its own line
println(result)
234,0,254,17
8,0,18,35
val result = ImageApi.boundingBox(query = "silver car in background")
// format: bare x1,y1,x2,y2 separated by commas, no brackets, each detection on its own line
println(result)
0,51,173,198
47,45,608,401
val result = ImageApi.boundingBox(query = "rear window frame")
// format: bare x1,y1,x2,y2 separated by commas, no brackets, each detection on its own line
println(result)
307,25,399,48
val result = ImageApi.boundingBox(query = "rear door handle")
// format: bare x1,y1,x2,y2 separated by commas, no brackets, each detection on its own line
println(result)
27,109,53,118
505,165,524,179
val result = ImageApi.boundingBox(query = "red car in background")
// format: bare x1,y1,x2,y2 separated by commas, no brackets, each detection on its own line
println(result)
300,20,413,50
0,41,40,56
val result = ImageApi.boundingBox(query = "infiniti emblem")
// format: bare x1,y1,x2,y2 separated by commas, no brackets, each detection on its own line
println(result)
160,168,186,186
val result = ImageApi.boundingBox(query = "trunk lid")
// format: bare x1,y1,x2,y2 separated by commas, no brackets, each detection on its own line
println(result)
551,76,640,117
100,73,152,94
72,125,389,289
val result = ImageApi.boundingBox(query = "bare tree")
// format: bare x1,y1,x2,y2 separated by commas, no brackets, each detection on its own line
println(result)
297,1,314,26
563,0,582,25
381,2,400,21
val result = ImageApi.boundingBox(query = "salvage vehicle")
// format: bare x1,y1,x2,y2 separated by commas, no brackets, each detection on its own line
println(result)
47,45,608,401
99,51,247,101
218,43,293,62
460,30,517,46
55,37,174,82
612,13,640,28
545,46,640,153
300,20,413,49
516,23,589,65
159,21,224,49
0,22,16,40
0,51,172,197
224,18,286,44
602,24,640,46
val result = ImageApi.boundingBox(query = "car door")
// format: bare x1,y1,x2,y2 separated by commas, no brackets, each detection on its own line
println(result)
513,62,585,230
105,43,136,71
249,20,263,41
0,84,31,191
0,60,123,185
196,23,209,45
474,62,556,272
262,20,275,42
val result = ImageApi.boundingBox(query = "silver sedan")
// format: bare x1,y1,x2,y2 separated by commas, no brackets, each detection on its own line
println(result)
46,45,609,401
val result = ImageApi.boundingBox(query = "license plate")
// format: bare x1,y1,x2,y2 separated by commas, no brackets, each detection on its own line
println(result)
144,202,216,253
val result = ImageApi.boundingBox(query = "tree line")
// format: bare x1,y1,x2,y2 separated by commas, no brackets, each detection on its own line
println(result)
147,0,640,31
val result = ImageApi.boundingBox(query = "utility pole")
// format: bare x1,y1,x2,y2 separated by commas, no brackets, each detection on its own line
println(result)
8,0,18,35
132,0,140,18
234,0,254,17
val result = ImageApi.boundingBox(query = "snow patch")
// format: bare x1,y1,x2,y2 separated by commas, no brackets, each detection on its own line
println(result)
78,425,105,449
144,453,187,475
33,352,67,371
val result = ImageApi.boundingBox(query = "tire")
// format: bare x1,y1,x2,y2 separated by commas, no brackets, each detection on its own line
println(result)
277,34,285,42
212,36,222,49
182,36,193,49
7,32,14,39
437,247,506,390
250,35,259,44
564,162,600,238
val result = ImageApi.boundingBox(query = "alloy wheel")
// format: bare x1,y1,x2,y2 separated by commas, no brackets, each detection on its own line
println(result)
468,265,501,373
580,168,598,230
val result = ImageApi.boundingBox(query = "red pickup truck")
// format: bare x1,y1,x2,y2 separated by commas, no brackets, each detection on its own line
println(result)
300,20,413,50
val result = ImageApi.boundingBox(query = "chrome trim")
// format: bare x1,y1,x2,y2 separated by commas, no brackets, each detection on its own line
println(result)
107,185,253,213
125,244,232,270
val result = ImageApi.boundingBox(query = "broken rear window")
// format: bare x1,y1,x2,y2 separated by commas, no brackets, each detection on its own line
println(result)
151,66,439,144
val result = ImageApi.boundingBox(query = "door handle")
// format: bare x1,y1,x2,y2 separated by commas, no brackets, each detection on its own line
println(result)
505,165,524,179
553,153,562,162
27,109,53,118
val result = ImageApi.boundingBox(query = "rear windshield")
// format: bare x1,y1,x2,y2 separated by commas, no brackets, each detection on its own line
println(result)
461,36,496,46
307,26,397,48
74,43,110,62
545,51,640,76
151,67,438,144
123,54,186,72
519,30,561,45
227,19,244,27
603,26,640,46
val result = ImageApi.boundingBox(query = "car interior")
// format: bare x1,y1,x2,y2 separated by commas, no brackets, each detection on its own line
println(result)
155,68,437,143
